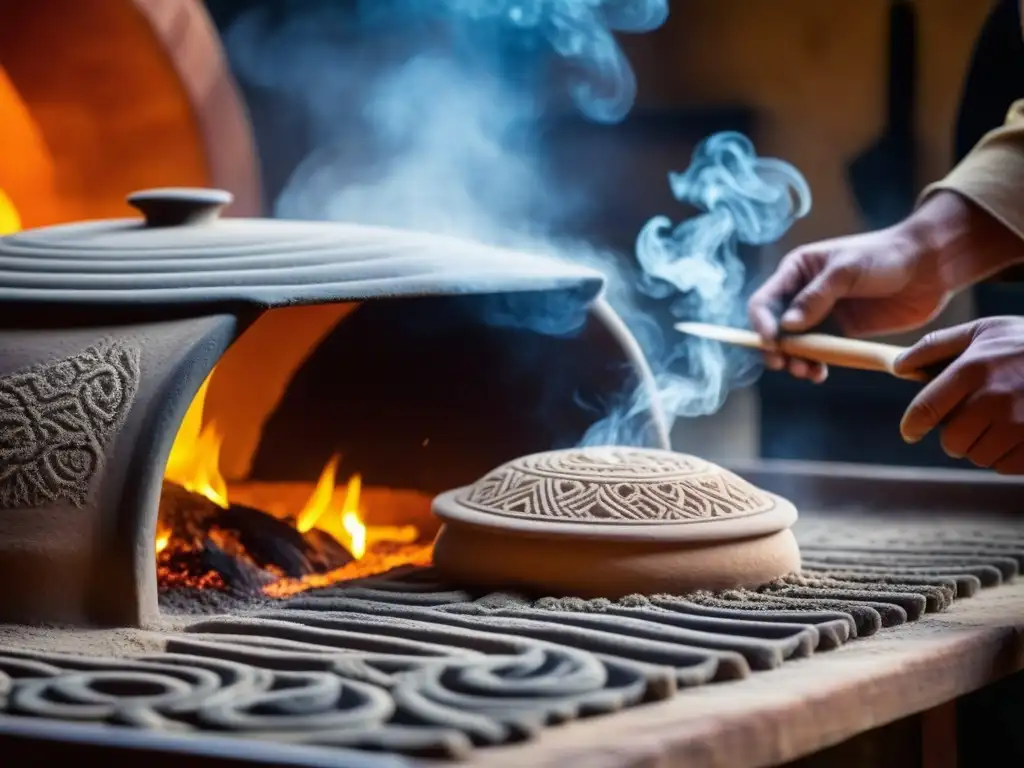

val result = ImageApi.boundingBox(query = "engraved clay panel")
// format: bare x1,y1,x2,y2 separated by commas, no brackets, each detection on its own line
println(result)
456,447,776,524
0,344,141,510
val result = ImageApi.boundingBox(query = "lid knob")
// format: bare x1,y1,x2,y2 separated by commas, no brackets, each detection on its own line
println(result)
127,188,233,227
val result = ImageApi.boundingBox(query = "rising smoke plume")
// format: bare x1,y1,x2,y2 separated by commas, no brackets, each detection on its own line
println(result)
224,0,811,446
430,0,669,123
581,132,811,445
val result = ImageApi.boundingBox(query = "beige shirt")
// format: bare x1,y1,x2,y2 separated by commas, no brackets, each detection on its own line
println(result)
924,4,1024,239
925,100,1024,239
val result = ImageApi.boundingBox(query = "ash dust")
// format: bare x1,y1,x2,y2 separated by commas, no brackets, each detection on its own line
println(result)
0,624,172,659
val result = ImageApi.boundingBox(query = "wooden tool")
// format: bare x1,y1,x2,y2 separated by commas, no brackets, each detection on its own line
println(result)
674,322,929,382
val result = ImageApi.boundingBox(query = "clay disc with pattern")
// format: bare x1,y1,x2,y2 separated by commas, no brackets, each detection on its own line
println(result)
432,447,797,543
431,447,801,598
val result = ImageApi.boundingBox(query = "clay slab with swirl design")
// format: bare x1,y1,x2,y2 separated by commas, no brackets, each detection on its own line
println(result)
432,447,802,598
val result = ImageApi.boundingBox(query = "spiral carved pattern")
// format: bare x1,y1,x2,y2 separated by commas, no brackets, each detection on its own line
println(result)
2,512,1024,760
457,447,775,524
0,344,140,510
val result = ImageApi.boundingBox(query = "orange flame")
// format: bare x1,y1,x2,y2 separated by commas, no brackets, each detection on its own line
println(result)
161,371,418,564
155,527,171,554
0,188,20,235
341,473,368,559
164,372,229,509
295,454,341,534
296,458,417,560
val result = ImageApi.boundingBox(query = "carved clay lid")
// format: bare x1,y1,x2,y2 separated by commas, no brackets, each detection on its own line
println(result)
0,188,604,307
432,446,798,542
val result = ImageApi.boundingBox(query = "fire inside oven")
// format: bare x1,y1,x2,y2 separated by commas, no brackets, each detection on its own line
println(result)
153,296,646,605
155,305,437,599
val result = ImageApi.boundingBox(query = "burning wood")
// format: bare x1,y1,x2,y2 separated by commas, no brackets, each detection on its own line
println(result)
158,369,434,596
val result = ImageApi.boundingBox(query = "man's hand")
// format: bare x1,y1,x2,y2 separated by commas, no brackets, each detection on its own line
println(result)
894,316,1024,473
747,226,951,382
748,191,1019,382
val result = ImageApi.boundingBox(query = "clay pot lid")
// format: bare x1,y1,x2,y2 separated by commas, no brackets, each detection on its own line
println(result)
433,446,798,543
0,187,604,307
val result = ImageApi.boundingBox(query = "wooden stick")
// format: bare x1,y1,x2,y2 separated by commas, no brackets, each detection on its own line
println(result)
674,322,929,382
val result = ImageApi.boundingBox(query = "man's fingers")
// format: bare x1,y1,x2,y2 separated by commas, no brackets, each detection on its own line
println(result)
900,363,976,443
779,265,854,332
748,252,811,339
938,403,988,458
748,303,780,341
786,358,828,383
963,424,1023,468
760,353,828,382
900,322,984,443
807,362,829,383
993,443,1024,475
892,322,977,376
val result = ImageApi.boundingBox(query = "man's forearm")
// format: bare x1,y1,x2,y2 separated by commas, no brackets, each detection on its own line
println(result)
915,99,1024,292
906,190,1024,294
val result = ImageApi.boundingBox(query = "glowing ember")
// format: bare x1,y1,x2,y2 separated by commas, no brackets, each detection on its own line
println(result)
155,527,171,555
159,370,427,595
265,541,434,598
0,188,20,235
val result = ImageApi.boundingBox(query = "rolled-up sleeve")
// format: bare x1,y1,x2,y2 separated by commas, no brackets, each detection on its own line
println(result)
921,99,1024,241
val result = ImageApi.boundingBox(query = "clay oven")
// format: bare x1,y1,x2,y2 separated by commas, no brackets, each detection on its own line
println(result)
0,186,668,628
0,0,674,629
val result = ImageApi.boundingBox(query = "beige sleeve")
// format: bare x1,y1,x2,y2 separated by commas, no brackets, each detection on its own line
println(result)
921,99,1024,242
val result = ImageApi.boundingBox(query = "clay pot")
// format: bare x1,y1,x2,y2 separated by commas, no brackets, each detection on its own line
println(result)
432,447,801,598
0,188,667,627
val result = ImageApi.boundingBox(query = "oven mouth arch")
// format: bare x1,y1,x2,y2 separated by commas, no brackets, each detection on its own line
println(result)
138,290,668,619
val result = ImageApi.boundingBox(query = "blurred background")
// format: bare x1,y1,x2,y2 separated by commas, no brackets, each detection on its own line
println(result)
1,0,1020,470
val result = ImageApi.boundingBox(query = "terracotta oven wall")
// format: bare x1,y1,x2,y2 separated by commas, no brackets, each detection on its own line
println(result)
0,0,261,227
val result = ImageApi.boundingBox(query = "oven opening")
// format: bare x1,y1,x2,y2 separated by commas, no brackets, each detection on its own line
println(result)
154,291,650,606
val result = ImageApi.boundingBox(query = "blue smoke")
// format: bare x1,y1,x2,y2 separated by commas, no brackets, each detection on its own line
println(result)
580,132,812,445
229,0,666,125
431,0,668,122
223,1,812,447
274,55,555,243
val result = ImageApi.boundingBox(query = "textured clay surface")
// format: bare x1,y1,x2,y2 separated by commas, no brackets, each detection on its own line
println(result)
1,512,1021,761
0,344,140,510
457,447,776,524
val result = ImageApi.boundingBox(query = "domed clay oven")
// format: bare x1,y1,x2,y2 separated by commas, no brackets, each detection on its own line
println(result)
433,446,801,597
0,188,667,627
